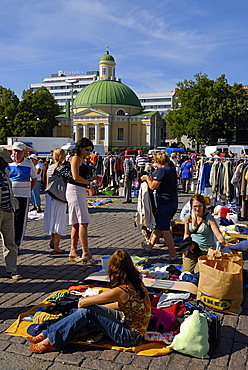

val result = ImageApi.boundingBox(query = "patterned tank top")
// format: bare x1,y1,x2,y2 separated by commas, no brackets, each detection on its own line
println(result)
118,282,151,336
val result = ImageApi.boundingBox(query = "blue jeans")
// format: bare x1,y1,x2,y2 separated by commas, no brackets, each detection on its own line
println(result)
43,305,143,351
31,180,41,207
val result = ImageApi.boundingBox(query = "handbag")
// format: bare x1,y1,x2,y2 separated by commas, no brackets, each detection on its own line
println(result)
45,175,67,203
56,161,73,181
129,168,138,181
197,248,243,315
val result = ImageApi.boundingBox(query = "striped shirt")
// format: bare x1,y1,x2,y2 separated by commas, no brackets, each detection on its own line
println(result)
136,155,148,168
0,171,13,212
7,158,37,198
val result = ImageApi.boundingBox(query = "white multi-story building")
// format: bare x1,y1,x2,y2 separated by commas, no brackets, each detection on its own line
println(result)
29,70,99,111
137,91,177,117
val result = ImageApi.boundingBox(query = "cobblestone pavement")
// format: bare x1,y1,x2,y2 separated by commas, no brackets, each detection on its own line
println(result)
0,192,247,370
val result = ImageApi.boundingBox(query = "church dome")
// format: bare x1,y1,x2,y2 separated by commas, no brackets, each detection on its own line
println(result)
74,79,142,109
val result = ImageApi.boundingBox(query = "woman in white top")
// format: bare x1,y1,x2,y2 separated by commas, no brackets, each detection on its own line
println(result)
43,148,67,254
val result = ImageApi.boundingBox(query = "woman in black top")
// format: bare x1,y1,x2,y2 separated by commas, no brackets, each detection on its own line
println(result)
66,138,98,265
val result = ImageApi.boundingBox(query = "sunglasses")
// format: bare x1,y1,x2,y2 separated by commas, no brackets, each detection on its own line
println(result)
83,148,91,152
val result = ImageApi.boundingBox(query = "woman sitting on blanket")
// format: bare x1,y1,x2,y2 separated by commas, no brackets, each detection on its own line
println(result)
27,249,151,353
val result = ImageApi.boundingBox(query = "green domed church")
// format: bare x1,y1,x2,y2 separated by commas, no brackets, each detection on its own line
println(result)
56,47,163,151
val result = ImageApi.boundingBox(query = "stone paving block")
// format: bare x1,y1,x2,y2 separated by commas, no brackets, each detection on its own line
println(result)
5,342,32,357
98,349,119,361
50,363,84,370
81,358,123,369
188,356,209,370
234,328,248,344
55,344,85,366
32,349,60,362
237,311,248,329
9,335,26,344
228,341,248,370
114,351,135,364
145,354,171,370
129,355,152,368
0,351,52,369
220,324,236,340
208,337,233,367
0,339,10,351
164,353,191,370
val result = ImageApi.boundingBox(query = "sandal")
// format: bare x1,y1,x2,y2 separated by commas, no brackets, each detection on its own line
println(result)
141,241,153,254
82,257,99,265
26,334,45,344
29,343,56,353
68,256,82,262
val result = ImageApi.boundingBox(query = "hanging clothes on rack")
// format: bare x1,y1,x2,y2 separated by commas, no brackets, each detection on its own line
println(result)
200,159,214,197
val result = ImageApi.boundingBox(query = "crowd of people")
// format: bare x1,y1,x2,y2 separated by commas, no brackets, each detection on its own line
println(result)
0,140,231,355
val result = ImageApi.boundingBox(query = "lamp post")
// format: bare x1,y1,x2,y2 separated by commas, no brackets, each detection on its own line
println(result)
65,79,79,140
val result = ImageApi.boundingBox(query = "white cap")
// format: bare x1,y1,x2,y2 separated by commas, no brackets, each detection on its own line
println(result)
12,142,26,151
29,154,38,160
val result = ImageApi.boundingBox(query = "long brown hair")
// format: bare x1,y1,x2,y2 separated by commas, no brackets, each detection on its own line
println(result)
108,249,145,298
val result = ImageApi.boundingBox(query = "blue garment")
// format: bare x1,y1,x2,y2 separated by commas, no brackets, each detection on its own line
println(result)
31,180,41,207
180,161,193,179
154,166,178,204
42,305,142,351
156,202,178,231
200,161,213,193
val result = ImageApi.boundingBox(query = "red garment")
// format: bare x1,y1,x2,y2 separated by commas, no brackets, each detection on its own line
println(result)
68,285,89,292
161,303,186,318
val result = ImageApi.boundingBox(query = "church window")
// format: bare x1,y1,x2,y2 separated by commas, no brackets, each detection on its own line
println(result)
89,127,95,140
100,127,105,140
116,109,125,116
118,128,124,140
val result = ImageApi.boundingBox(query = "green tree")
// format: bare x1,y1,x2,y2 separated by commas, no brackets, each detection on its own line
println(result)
13,87,62,137
166,73,248,145
0,86,19,144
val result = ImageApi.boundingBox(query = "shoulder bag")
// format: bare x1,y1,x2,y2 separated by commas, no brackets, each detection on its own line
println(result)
45,175,67,203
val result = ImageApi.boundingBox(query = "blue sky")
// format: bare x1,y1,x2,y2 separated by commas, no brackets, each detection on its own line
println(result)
1,0,248,98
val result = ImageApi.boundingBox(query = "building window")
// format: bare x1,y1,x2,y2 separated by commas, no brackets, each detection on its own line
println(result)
100,127,105,140
89,127,95,141
102,67,106,75
118,128,124,140
79,127,84,137
116,109,125,115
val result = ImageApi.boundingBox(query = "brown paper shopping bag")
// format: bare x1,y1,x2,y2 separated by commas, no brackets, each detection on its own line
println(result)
197,248,243,315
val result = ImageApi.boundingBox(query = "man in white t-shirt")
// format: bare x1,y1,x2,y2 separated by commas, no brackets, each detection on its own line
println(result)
7,142,37,248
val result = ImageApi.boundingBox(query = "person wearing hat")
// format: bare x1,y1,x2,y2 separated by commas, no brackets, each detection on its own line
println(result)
29,154,43,213
7,142,37,249
0,147,21,279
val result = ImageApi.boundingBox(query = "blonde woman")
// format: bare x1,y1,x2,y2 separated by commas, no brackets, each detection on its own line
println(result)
141,152,178,261
44,148,67,255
